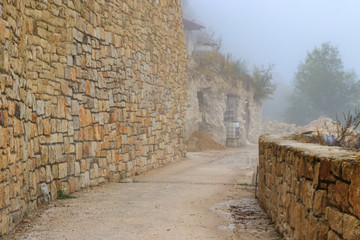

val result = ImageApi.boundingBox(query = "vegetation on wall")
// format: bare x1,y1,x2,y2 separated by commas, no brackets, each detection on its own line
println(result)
192,51,275,102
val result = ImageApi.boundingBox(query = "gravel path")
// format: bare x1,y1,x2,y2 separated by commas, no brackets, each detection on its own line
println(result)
7,146,281,240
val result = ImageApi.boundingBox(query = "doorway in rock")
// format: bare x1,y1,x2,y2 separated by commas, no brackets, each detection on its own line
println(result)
224,94,240,147
244,100,250,140
197,91,205,112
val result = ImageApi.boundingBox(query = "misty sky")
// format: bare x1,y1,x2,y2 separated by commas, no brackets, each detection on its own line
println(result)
185,0,360,84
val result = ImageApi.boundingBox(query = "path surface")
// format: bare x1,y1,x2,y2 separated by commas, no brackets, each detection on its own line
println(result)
8,146,281,240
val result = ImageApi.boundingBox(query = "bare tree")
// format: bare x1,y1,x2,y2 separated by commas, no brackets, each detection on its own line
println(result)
324,109,360,149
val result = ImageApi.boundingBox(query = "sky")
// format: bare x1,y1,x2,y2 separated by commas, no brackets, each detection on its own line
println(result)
184,0,360,85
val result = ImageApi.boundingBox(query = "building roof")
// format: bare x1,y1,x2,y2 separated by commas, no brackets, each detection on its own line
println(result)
183,18,205,31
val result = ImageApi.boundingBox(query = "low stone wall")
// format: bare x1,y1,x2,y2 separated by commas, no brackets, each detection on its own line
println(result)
0,0,187,236
258,135,360,240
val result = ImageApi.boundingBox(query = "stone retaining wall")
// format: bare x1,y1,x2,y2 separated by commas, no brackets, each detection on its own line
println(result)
258,135,360,240
0,0,187,235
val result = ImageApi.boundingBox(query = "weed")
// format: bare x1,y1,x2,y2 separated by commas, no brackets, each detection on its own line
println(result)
120,171,126,180
238,183,248,186
57,189,76,199
267,220,274,225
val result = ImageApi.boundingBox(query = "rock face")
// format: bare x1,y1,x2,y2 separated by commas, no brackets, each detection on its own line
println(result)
0,0,187,235
185,59,262,146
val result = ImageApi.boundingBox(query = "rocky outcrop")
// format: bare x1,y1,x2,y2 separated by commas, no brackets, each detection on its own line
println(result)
0,0,187,235
185,57,262,146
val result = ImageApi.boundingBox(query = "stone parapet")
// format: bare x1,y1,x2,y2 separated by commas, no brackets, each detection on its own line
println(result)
258,135,360,240
0,0,187,236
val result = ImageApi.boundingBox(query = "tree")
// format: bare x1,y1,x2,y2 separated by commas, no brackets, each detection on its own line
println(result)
285,42,359,125
253,64,276,102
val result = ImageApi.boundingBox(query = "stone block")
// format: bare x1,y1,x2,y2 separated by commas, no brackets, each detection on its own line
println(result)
0,50,8,72
46,165,52,183
43,118,50,135
52,165,59,179
59,163,67,179
326,206,343,235
342,161,353,182
328,230,341,240
330,180,349,211
94,124,104,141
79,105,92,127
330,160,341,178
80,171,90,188
0,127,8,148
68,177,75,193
0,150,9,170
1,209,8,235
80,160,86,173
343,213,360,240
319,158,331,181
0,19,5,44
301,179,314,210
313,190,327,216
349,163,360,218
76,143,82,160
66,156,75,175
74,161,80,176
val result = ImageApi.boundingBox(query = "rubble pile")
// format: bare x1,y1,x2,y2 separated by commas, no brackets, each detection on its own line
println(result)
186,131,226,152
262,120,301,135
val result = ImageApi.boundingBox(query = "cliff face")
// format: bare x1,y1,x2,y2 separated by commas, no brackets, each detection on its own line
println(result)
185,57,262,146
0,0,187,235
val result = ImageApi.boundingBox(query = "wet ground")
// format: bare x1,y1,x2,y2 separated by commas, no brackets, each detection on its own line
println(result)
6,146,281,240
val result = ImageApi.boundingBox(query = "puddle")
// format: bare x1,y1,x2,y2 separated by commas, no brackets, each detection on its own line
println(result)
211,198,282,239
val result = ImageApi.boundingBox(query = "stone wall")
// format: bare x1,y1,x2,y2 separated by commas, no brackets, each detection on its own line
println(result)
0,0,187,235
258,135,360,240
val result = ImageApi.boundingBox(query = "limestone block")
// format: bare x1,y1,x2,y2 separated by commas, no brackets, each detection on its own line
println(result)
0,127,8,148
59,163,67,179
80,171,90,188
68,177,75,193
330,160,341,178
0,19,5,43
43,118,50,135
319,158,331,181
349,163,360,218
75,143,82,160
46,165,52,183
39,167,46,182
2,208,8,234
80,160,86,173
326,206,343,235
36,100,45,116
330,180,349,211
328,230,341,240
0,50,9,72
74,161,80,176
52,164,59,179
66,156,75,176
313,190,327,216
342,161,353,182
0,150,9,170
301,179,314,210
342,214,360,240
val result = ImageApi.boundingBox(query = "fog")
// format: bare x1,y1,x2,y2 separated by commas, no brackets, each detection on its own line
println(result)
183,0,360,123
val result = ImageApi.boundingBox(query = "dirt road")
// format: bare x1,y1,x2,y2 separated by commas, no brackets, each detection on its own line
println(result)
9,146,280,240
